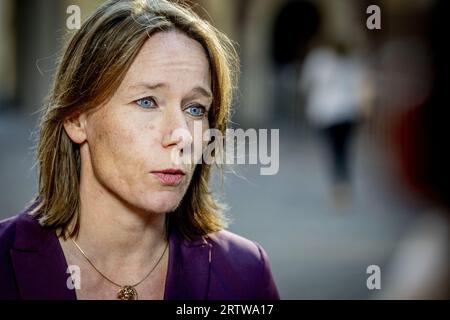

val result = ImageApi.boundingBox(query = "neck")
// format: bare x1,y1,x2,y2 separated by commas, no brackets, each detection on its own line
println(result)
72,168,168,269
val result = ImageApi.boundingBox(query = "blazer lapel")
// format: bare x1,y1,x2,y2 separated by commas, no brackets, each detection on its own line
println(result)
164,228,212,300
10,214,76,300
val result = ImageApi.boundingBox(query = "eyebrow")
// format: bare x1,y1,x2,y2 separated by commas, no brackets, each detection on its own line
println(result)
129,82,213,99
190,86,213,100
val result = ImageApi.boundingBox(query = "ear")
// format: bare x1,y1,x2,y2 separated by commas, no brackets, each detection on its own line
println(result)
63,112,88,144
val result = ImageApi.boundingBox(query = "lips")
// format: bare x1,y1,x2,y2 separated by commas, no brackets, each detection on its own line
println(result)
151,168,186,186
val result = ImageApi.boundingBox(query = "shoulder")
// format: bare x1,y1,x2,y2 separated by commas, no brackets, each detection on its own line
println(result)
0,213,26,247
0,209,42,260
0,209,42,247
0,209,78,300
304,47,335,67
0,203,49,263
0,211,36,299
0,215,17,260
0,214,16,235
0,200,41,240
205,229,280,300
207,229,267,265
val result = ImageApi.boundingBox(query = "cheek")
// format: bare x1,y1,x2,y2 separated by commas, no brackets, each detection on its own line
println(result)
88,113,142,167
144,122,163,151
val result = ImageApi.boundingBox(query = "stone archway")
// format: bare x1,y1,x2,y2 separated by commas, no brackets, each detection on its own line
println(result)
238,0,321,126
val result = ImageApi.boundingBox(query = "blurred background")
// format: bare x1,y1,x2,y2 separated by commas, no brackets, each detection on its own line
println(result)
0,0,448,299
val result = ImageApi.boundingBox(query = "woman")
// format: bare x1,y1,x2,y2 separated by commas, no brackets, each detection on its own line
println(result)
0,0,280,300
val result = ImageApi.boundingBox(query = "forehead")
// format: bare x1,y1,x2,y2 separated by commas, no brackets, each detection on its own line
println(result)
122,30,211,89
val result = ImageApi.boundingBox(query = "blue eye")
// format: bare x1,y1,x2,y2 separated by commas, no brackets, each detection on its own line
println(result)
185,105,206,117
136,97,156,108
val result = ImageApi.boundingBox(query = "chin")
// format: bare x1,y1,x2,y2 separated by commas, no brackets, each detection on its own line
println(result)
142,193,182,214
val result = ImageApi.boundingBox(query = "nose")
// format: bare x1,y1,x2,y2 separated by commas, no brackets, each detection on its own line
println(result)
161,108,192,150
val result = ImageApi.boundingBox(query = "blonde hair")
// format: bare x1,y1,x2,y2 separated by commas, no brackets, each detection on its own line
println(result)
31,0,239,240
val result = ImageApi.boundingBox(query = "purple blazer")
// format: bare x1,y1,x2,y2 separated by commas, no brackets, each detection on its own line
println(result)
0,207,280,300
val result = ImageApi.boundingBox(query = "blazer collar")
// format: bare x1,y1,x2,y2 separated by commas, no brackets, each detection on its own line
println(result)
10,213,76,300
11,212,212,300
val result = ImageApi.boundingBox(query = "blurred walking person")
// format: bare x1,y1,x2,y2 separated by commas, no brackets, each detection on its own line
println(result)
299,40,368,207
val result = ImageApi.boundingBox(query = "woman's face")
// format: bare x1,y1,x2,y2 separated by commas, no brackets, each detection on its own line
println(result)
74,30,212,214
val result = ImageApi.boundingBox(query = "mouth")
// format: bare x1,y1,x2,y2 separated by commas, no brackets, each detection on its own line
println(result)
151,168,186,186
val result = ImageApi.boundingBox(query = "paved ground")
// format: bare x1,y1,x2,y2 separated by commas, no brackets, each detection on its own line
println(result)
0,111,419,299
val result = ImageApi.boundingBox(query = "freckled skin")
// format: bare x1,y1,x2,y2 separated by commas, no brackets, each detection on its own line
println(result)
80,31,212,215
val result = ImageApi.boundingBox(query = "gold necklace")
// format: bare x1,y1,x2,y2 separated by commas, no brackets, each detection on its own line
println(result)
71,237,169,300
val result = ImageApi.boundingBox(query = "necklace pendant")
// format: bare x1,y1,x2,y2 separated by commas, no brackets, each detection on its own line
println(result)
117,285,138,300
